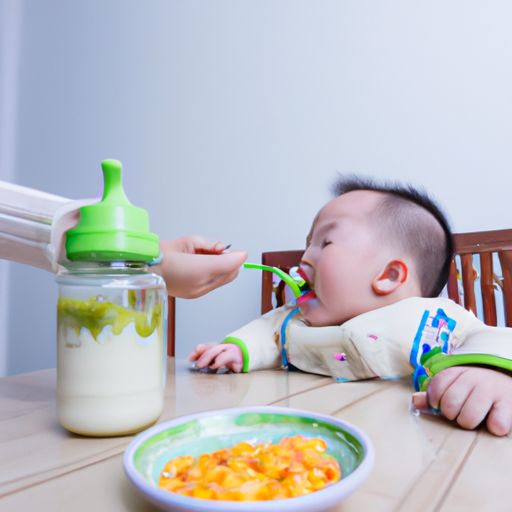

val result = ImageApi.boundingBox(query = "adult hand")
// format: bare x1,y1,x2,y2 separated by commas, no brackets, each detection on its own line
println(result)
412,366,512,436
155,236,247,298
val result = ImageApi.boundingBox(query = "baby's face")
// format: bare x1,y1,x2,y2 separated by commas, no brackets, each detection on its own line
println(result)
298,190,388,327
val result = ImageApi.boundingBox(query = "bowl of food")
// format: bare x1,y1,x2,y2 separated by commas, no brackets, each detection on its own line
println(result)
123,406,374,512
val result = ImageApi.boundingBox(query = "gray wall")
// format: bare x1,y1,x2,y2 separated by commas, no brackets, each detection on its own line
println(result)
1,0,512,375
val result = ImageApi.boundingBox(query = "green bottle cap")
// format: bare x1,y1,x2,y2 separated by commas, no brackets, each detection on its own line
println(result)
65,159,160,263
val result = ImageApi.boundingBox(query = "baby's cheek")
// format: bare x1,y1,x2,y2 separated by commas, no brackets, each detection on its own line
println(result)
318,269,345,304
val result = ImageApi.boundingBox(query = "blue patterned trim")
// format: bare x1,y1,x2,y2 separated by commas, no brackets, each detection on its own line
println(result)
280,307,300,369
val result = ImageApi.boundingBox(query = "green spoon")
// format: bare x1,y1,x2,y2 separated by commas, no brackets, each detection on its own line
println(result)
243,262,302,298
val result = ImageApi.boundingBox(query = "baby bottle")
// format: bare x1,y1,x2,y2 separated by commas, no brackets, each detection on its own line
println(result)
56,160,167,436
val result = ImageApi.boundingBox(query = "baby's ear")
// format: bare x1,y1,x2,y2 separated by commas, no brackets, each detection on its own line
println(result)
372,259,408,296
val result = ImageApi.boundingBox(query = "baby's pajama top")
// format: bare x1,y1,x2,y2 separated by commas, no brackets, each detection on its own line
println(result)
223,297,512,383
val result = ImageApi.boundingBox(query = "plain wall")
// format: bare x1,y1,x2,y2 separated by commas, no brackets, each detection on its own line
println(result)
1,0,512,375
0,0,22,376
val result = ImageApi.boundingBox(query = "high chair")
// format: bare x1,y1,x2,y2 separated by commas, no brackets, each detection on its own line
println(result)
260,228,512,327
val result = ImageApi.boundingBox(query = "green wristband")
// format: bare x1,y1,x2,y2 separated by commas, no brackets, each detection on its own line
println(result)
222,337,250,373
420,350,512,391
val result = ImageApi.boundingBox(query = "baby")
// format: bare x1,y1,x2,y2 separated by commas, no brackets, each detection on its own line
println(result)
190,176,512,436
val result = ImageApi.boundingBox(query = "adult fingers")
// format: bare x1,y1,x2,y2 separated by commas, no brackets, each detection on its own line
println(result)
194,240,228,255
182,251,248,298
179,235,229,254
159,250,247,298
161,235,217,255
204,251,248,275
200,266,244,295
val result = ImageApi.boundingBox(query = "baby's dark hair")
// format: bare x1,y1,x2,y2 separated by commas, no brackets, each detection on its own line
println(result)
331,175,454,297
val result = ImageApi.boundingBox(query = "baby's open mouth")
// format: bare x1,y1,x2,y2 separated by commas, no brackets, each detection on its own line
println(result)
296,266,311,287
293,266,316,305
296,289,316,305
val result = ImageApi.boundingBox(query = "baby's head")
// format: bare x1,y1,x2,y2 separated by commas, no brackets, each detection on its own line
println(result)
298,176,453,327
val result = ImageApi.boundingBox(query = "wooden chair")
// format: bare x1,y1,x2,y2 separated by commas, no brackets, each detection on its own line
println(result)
261,228,512,327
447,229,512,327
167,297,176,356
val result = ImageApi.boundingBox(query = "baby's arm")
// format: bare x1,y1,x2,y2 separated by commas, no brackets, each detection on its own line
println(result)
412,366,512,436
189,343,243,373
188,307,290,374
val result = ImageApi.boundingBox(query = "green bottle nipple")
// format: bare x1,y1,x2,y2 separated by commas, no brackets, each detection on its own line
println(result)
65,159,160,263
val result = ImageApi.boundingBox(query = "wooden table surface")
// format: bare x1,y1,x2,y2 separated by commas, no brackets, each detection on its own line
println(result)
1,359,510,512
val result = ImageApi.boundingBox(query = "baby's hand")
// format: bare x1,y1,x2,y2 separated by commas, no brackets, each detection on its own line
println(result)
412,366,512,436
188,343,243,373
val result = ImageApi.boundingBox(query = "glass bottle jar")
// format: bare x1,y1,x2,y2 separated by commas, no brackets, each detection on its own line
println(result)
56,262,167,436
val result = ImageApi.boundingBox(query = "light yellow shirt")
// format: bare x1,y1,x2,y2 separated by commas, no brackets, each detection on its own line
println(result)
224,297,512,381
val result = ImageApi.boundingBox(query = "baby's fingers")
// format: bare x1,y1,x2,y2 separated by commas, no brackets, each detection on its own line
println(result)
188,344,209,361
486,399,512,436
208,346,243,373
456,388,493,430
411,392,429,411
208,351,235,371
426,366,467,410
194,344,226,369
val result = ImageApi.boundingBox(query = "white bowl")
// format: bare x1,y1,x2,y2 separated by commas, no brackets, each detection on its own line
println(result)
124,406,374,512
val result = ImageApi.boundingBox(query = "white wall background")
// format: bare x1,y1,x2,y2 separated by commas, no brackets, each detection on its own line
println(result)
0,0,23,376
1,0,511,376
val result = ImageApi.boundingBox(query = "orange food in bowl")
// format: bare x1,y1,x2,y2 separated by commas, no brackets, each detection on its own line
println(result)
158,435,341,501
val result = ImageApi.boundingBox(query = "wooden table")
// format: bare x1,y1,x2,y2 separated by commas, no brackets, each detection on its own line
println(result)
1,359,510,511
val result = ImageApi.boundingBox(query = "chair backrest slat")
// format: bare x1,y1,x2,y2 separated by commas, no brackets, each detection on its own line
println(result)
447,258,460,304
460,254,477,315
479,252,497,326
167,297,176,356
498,250,512,327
